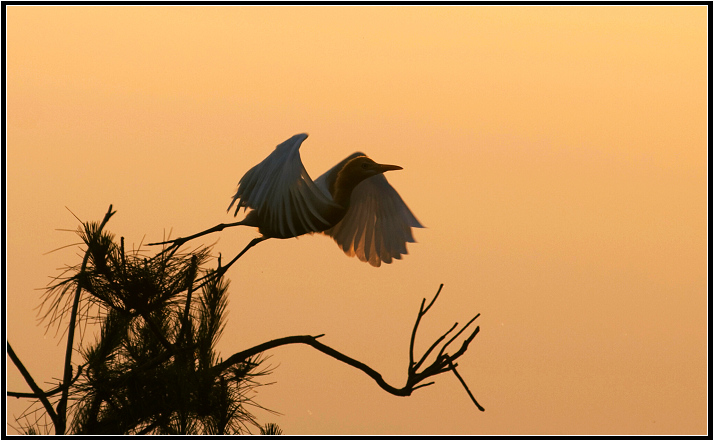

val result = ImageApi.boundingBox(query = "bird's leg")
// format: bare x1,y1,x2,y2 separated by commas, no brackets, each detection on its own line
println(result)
192,236,269,290
221,236,268,272
148,221,247,249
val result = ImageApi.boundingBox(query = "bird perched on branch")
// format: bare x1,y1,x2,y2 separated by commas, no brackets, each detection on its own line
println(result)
228,133,423,266
151,133,422,269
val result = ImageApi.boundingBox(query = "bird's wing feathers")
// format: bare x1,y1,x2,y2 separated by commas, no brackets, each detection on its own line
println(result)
228,133,339,238
322,173,423,267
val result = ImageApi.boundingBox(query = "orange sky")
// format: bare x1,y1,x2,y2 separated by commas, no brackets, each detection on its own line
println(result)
5,5,708,435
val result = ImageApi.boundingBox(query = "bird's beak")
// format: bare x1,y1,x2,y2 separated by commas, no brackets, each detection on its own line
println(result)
376,163,403,172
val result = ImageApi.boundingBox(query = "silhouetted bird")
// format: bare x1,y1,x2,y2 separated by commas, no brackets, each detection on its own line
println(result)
227,133,423,266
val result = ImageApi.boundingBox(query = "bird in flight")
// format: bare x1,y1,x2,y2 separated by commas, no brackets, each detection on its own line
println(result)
152,133,422,268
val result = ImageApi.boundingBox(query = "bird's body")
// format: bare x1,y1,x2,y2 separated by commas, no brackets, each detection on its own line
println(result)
228,133,422,266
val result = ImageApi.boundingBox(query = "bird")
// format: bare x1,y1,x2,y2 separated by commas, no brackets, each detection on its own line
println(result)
151,133,423,269
226,133,423,267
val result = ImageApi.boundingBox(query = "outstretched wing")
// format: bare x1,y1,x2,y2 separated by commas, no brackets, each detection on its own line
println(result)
228,133,340,238
321,173,424,267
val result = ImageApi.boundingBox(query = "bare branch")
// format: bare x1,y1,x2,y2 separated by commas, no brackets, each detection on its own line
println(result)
408,297,425,370
450,323,481,362
409,284,443,371
412,322,458,373
449,361,485,411
212,285,484,410
423,283,444,314
437,313,480,361
7,343,61,429
411,381,435,391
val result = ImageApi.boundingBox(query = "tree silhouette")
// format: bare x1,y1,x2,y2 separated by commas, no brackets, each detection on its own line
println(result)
8,205,483,435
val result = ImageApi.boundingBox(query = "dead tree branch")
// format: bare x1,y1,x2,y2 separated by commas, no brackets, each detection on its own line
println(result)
211,284,484,410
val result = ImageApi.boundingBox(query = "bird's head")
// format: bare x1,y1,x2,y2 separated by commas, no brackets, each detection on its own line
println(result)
329,155,402,208
342,156,403,183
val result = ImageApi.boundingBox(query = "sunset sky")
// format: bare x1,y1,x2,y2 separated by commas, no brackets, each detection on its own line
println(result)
5,5,708,435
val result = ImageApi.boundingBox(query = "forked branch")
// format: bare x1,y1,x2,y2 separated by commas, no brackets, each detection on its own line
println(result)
212,284,484,411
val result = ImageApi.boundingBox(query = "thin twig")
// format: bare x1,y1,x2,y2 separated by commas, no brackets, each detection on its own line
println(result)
450,324,481,361
8,365,84,399
408,297,425,370
413,322,458,373
423,283,444,315
411,381,435,391
437,314,480,361
449,360,484,411
409,284,443,371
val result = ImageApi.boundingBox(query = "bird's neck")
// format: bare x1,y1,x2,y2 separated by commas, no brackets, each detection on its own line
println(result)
331,169,366,208
331,176,356,208
324,153,367,208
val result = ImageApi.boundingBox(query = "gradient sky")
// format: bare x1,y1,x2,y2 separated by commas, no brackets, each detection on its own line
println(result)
5,5,708,435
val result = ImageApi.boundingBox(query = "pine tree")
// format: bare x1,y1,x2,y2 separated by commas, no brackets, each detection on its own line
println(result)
11,206,277,434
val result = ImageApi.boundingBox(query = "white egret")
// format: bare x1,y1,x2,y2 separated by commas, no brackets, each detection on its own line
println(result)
153,133,423,268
